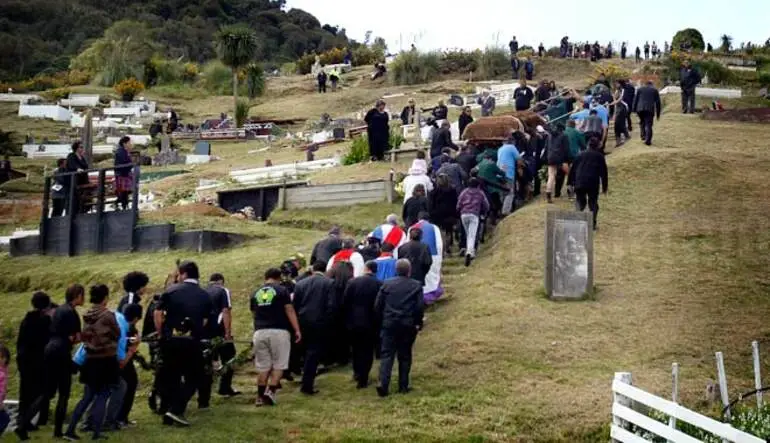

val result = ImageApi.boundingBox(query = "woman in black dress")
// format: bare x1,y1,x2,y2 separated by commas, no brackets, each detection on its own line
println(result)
364,99,390,161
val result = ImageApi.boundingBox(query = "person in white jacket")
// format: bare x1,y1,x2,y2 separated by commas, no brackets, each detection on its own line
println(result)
402,163,433,204
326,238,366,277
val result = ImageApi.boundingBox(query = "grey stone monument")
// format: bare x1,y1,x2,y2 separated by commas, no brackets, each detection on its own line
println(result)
545,210,594,300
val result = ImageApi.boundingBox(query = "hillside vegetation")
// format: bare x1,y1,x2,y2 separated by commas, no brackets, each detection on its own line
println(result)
0,0,351,80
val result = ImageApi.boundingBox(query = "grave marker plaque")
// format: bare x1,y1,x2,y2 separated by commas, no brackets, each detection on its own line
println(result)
545,210,593,300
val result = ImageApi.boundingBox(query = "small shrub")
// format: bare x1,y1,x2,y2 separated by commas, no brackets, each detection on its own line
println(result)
246,63,265,98
589,63,632,88
477,47,510,80
344,136,370,165
67,69,92,86
697,60,734,84
352,45,384,66
546,47,561,57
235,99,251,127
389,51,442,85
0,130,20,157
758,71,770,87
389,127,405,149
182,62,199,82
114,78,145,101
200,60,235,95
42,87,72,102
296,53,316,75
152,57,185,85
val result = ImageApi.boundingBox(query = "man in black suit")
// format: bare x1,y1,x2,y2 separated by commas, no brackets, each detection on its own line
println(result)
343,261,382,388
632,81,661,146
375,259,424,397
679,61,702,114
292,261,335,395
310,227,343,266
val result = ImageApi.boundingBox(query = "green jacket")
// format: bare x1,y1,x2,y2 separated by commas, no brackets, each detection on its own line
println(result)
475,159,508,196
475,147,498,164
564,127,586,161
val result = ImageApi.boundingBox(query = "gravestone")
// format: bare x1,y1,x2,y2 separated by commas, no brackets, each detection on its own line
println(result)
545,210,594,300
193,140,211,155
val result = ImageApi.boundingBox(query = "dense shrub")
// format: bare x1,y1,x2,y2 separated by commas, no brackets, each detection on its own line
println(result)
182,63,199,82
759,71,770,87
344,136,370,165
589,63,632,87
42,88,72,102
152,57,186,85
439,49,479,74
698,60,735,84
672,28,705,51
296,53,316,75
245,63,265,98
389,51,442,85
476,47,510,80
281,62,297,75
352,45,384,66
114,78,145,101
0,130,20,157
546,47,561,57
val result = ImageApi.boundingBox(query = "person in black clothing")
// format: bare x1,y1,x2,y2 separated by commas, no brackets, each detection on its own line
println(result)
311,226,343,266
317,70,327,93
19,284,85,440
327,261,354,367
375,259,424,397
510,56,521,80
359,237,381,262
403,184,429,228
142,293,163,413
632,81,662,146
538,42,545,58
14,292,52,440
250,268,301,406
514,80,534,111
400,98,417,125
396,227,432,286
635,46,641,63
116,303,143,428
430,120,458,159
292,261,334,395
568,137,608,230
51,158,69,217
458,106,473,138
117,271,149,314
680,61,702,114
364,100,390,161
114,136,133,210
534,80,551,103
508,36,519,55
66,141,90,213
429,174,459,254
203,273,240,405
154,261,213,427
343,261,382,388
423,100,448,121
456,144,478,176
619,80,636,132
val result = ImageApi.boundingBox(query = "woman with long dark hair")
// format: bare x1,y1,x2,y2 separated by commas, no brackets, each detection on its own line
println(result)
429,173,459,255
327,261,354,367
114,136,133,210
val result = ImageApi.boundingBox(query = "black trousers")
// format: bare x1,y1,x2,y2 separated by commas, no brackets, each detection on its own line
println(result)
51,198,66,217
681,89,696,113
555,167,567,197
318,82,326,93
116,191,130,210
117,362,138,423
378,327,416,393
216,342,237,394
350,328,377,386
637,111,655,145
25,353,72,436
17,362,46,430
158,338,203,417
301,327,326,392
575,187,600,228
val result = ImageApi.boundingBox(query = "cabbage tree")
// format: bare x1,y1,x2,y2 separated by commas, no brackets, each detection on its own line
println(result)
216,25,259,119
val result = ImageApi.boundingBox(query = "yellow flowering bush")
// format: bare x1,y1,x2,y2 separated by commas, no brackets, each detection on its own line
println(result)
114,78,145,101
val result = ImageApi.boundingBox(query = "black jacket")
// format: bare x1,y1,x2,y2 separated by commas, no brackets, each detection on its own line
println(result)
535,86,551,103
458,113,473,137
430,127,458,158
456,152,477,175
397,241,432,285
343,274,382,330
514,86,534,111
621,84,636,107
311,235,343,266
546,132,570,166
428,186,458,224
680,68,702,91
431,105,448,120
66,152,89,186
633,85,662,118
16,310,51,369
375,276,424,330
403,196,429,228
364,108,390,151
293,273,335,329
568,149,608,192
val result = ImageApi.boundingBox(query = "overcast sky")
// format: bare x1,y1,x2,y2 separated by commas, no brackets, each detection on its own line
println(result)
287,0,769,52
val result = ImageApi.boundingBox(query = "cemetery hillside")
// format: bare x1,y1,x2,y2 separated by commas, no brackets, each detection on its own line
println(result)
1,19,770,443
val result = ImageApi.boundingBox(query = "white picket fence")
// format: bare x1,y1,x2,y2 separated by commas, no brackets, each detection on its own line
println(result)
611,340,768,443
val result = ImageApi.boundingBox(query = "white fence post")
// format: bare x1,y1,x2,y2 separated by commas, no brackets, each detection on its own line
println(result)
716,352,731,420
612,372,633,443
753,341,763,409
669,362,680,438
